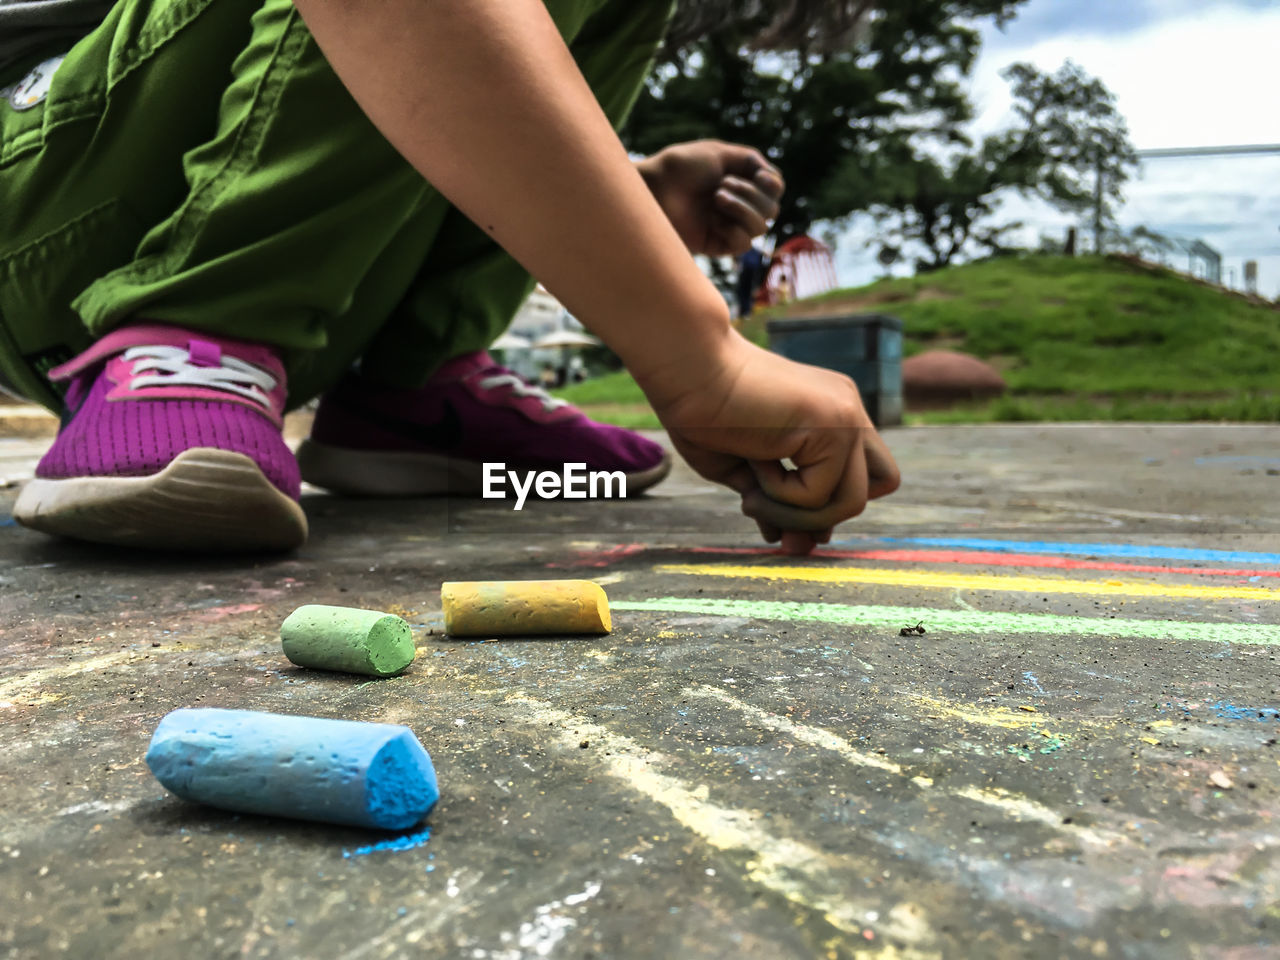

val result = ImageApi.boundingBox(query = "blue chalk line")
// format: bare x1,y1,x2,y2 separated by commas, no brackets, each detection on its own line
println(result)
1194,456,1280,467
343,826,433,858
1206,701,1280,722
844,536,1280,566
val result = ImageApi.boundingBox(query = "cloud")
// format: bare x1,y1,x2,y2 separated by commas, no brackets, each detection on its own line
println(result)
981,0,1277,50
970,4,1280,147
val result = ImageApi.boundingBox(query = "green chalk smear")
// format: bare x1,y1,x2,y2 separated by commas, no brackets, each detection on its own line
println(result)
1011,724,1068,759
1007,737,1067,760
612,597,1280,646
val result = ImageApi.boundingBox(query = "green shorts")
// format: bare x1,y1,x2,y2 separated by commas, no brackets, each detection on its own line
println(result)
0,0,671,409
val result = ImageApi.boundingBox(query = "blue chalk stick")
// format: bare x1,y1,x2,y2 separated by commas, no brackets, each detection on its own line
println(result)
146,708,438,830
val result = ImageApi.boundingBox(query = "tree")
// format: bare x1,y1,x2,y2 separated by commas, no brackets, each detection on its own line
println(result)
1000,60,1139,253
623,0,1029,242
863,137,1027,271
869,60,1138,270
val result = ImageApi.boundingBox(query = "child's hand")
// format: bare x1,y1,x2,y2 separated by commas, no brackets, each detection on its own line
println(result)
637,141,784,256
645,333,900,554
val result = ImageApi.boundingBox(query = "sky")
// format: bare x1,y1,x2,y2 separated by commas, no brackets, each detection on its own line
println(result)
831,0,1280,295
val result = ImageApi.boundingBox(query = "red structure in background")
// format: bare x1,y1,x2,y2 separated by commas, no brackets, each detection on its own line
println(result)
759,235,839,306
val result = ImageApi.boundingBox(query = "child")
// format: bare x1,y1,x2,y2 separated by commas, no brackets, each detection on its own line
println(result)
0,0,899,554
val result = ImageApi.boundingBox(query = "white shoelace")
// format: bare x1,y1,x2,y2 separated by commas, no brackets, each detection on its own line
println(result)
123,345,277,412
477,372,569,413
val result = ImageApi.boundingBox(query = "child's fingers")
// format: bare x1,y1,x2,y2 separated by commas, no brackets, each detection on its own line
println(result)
709,217,755,256
749,430,852,510
739,488,840,532
823,446,871,523
756,518,782,543
750,457,824,510
714,186,772,237
864,432,901,500
717,142,784,186
776,528,832,555
741,445,870,531
675,441,819,549
780,531,818,556
721,175,781,221
743,473,834,550
753,167,785,201
749,505,815,554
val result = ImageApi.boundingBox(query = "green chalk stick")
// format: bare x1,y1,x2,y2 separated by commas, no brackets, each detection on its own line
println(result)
280,605,415,677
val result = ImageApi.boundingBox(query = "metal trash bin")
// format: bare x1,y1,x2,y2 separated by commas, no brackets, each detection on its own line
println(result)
765,312,903,427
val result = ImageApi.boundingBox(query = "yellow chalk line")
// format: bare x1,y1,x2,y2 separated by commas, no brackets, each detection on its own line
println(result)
506,695,939,955
686,685,925,780
0,650,143,704
0,640,230,705
904,694,1045,731
656,563,1279,602
686,686,1113,847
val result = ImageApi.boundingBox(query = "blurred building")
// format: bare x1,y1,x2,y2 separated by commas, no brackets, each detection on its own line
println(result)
1169,238,1222,285
497,286,581,382
761,236,839,305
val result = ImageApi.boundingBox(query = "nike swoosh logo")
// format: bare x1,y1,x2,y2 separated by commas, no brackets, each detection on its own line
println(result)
342,397,465,451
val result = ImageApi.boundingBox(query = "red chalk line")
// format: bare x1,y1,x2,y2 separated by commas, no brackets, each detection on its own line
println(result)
558,544,1280,580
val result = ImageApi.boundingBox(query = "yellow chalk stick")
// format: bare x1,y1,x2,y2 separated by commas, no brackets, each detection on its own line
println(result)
441,580,611,637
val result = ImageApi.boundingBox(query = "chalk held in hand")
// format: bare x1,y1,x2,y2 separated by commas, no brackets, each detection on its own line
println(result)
146,708,438,830
281,604,415,677
442,579,611,637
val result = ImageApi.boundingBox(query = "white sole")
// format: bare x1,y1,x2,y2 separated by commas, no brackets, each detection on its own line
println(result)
13,448,308,552
296,439,673,498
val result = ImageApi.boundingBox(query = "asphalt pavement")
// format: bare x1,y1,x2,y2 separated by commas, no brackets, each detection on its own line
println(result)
2,419,1279,959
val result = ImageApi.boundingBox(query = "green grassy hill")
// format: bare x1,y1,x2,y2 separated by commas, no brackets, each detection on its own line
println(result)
559,254,1280,424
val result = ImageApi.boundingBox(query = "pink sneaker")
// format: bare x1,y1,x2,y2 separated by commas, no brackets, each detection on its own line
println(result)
298,351,670,497
14,325,306,551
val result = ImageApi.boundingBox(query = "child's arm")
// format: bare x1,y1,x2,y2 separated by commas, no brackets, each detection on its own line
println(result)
292,0,899,547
